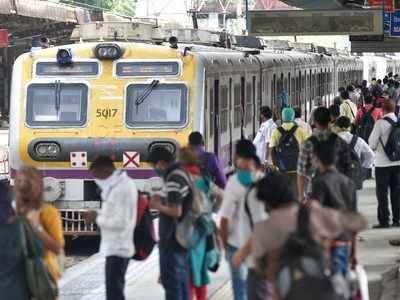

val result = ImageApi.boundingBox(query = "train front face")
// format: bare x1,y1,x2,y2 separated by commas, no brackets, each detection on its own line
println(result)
9,42,200,236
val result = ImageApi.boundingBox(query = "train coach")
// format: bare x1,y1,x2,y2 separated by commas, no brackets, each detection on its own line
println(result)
9,22,365,236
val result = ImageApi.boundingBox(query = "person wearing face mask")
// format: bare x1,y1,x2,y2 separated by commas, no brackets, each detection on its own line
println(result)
15,166,64,292
147,147,192,300
84,156,137,300
219,139,264,300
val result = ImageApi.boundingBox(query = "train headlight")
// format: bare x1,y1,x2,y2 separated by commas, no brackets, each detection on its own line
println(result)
56,48,73,65
148,142,176,155
94,43,122,60
35,143,61,158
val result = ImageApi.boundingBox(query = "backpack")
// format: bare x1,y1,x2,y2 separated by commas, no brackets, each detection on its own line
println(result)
132,191,156,261
380,117,400,162
349,135,365,190
356,107,375,142
276,125,299,172
199,152,213,181
276,206,343,300
168,169,214,249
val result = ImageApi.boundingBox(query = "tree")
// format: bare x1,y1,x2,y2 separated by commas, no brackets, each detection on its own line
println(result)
62,0,136,16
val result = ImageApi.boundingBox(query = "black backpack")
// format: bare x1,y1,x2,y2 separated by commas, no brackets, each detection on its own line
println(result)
276,125,299,172
356,107,375,142
380,117,400,162
276,206,343,300
132,191,156,261
349,135,365,190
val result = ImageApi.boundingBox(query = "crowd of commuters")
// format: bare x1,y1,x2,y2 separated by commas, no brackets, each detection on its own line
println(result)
2,74,400,300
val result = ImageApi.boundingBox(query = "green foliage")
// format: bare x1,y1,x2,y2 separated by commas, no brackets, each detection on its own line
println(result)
62,0,136,16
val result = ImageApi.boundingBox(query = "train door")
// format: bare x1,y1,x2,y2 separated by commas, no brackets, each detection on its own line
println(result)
228,78,233,166
206,79,214,153
219,80,230,167
241,76,245,139
252,75,257,138
213,79,220,156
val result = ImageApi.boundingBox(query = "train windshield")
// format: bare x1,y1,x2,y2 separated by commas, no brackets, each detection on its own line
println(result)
126,83,188,127
26,83,88,126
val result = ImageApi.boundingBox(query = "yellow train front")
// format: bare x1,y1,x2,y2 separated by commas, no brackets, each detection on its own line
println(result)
9,42,199,235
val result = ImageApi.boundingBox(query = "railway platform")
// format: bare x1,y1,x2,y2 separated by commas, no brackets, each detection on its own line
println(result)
60,180,400,300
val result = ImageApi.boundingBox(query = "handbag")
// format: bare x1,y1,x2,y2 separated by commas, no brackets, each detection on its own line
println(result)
20,217,59,300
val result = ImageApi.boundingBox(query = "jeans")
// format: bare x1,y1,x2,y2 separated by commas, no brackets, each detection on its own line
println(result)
226,244,248,300
375,166,400,225
331,245,350,276
105,256,130,300
159,246,190,300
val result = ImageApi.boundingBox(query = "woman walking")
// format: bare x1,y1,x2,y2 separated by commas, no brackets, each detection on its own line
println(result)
15,166,65,284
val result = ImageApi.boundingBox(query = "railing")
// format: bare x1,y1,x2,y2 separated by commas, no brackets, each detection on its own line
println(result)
61,209,98,236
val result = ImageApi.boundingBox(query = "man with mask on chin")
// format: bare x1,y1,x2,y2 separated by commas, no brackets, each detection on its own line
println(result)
219,139,264,300
83,156,137,300
147,147,192,300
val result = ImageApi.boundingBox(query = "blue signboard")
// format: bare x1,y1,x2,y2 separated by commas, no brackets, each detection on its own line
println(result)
391,11,400,37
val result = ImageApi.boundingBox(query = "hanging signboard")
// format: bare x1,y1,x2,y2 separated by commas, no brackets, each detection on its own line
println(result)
0,29,8,48
390,11,400,36
249,9,383,36
368,0,394,12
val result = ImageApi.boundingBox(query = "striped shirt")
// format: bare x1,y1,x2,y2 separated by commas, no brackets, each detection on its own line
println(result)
159,163,192,250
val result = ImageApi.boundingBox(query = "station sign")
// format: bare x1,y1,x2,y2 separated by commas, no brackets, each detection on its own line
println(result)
248,9,383,36
390,11,400,36
0,29,8,48
368,0,394,12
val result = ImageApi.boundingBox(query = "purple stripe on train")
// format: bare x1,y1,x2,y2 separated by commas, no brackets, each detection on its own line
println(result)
10,168,157,180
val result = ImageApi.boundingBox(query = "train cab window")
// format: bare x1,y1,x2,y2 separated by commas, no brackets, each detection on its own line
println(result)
26,83,88,126
220,86,229,133
126,83,188,127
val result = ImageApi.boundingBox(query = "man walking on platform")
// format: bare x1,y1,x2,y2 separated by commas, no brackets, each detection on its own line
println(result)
148,147,192,300
270,107,309,199
84,156,138,300
340,90,358,123
253,106,277,166
297,107,352,202
188,131,227,188
369,99,400,228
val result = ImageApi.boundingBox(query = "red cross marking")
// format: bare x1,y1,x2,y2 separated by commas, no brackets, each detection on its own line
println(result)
123,152,140,168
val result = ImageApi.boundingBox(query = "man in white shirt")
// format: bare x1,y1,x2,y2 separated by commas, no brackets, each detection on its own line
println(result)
84,156,137,300
335,116,375,170
219,140,265,300
253,106,276,164
369,99,400,228
294,106,312,135
340,91,358,123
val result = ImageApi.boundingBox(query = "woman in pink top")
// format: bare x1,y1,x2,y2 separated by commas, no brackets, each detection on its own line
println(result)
355,95,383,125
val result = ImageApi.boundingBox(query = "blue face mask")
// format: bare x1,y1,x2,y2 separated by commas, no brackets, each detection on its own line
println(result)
236,170,253,187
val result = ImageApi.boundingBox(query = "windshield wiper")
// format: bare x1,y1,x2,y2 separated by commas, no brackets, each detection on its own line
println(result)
134,80,159,113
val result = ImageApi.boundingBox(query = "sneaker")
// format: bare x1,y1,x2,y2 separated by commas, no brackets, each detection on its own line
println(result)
393,222,400,227
372,224,390,229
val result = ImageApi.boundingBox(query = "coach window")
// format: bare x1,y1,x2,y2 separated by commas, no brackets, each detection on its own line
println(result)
26,83,88,126
246,82,252,125
234,84,241,128
220,86,229,133
126,83,188,127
